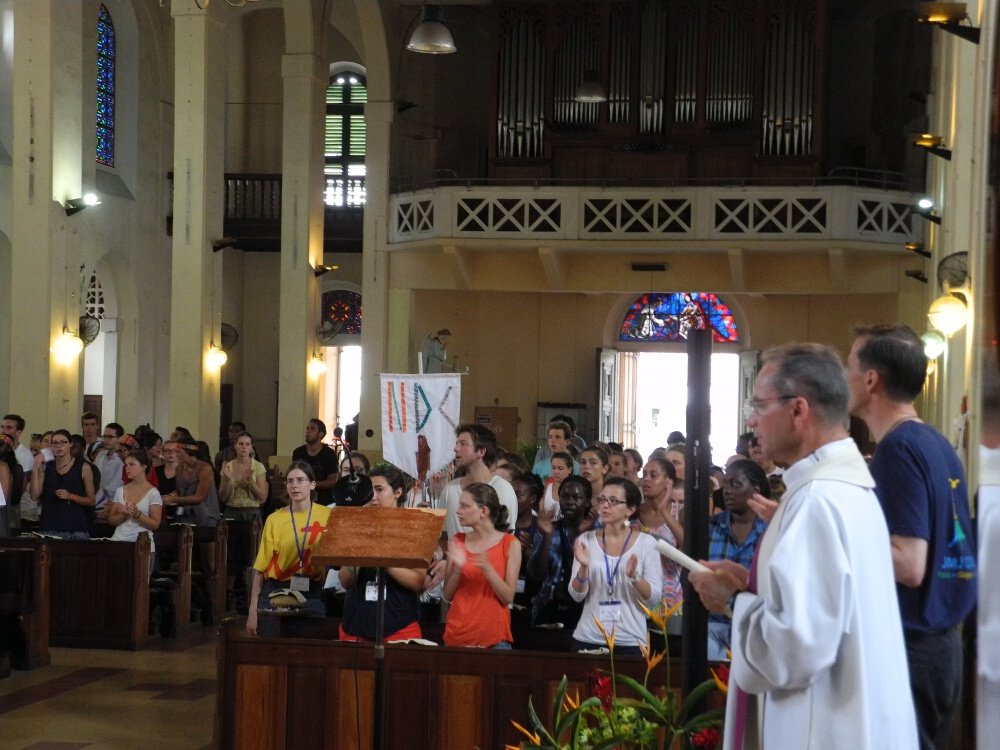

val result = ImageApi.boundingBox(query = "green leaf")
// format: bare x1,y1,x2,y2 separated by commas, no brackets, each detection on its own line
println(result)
678,678,720,722
679,708,725,732
611,673,667,720
555,697,602,740
526,695,558,746
551,676,569,732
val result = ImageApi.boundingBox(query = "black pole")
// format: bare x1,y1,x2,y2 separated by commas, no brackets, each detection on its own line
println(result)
373,567,387,750
682,327,712,701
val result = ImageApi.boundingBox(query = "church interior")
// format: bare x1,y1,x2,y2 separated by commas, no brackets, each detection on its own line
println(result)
0,0,997,748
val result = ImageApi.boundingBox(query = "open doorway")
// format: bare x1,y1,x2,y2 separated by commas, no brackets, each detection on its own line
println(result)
318,345,362,439
634,352,740,465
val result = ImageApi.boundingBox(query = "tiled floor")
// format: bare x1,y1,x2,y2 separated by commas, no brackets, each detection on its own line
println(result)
0,628,217,750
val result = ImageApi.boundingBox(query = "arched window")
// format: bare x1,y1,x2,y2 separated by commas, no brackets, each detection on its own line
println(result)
321,290,362,335
325,73,367,207
85,274,106,319
96,4,116,167
619,292,739,343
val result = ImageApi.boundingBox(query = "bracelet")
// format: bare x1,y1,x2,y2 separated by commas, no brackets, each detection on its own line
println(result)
628,574,641,586
575,573,589,584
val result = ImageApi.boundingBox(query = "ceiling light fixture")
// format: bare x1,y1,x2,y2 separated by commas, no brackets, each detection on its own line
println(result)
407,6,457,54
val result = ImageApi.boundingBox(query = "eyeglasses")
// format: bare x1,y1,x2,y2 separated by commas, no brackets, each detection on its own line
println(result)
51,440,70,446
742,395,797,418
596,495,627,507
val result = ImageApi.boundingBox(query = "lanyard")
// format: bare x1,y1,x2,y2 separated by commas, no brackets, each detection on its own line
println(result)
289,502,313,574
602,527,632,594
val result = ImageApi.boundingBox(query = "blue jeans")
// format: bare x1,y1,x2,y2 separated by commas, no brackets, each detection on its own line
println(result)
905,626,962,750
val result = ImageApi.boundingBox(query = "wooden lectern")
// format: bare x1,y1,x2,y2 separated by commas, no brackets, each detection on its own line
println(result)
312,506,446,750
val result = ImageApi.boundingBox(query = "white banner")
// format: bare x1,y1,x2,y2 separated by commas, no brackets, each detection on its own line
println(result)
379,373,461,481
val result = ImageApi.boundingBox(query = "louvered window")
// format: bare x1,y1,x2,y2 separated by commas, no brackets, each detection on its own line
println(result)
325,75,367,207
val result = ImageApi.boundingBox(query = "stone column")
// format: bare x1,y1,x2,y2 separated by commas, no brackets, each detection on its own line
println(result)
8,0,86,429
168,0,225,442
358,100,394,453
274,50,326,456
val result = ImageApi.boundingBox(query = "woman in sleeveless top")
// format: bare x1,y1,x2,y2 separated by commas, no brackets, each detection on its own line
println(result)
29,428,96,539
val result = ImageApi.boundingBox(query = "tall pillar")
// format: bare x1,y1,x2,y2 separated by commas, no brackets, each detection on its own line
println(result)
274,50,326,455
358,100,394,453
168,0,225,442
9,0,86,430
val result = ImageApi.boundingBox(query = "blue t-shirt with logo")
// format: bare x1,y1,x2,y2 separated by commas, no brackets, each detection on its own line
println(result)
869,420,976,633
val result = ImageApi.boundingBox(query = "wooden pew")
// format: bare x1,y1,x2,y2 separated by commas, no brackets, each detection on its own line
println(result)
0,546,50,669
151,524,194,636
214,619,677,750
0,536,151,650
192,521,231,623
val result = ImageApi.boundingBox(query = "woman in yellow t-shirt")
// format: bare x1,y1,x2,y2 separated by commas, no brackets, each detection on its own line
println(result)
246,461,331,638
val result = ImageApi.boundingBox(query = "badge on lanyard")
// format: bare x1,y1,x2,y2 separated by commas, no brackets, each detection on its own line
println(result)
289,502,313,593
516,578,526,594
290,575,310,592
365,581,379,602
598,599,623,622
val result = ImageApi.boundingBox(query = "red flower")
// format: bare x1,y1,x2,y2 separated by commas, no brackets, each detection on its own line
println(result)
587,670,613,711
714,662,730,685
691,727,720,749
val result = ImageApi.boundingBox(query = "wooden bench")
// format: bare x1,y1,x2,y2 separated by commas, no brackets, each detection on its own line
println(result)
214,619,677,750
192,522,231,623
0,546,50,669
0,535,151,650
151,525,194,637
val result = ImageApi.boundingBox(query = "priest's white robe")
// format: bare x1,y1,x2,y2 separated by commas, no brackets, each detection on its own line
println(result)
723,438,917,749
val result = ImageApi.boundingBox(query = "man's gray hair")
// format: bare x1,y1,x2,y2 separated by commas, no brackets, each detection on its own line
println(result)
761,343,849,427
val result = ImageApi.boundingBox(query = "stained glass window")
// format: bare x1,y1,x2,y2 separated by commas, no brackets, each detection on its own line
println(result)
96,5,116,166
321,290,362,335
325,73,367,206
619,292,739,343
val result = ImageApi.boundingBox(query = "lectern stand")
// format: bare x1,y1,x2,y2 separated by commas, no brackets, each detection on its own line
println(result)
313,506,445,750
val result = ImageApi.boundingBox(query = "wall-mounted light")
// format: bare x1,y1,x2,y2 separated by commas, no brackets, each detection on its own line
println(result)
313,264,340,278
905,242,933,259
206,343,228,371
307,353,327,378
912,133,952,160
64,193,102,216
212,237,238,252
921,330,947,359
407,6,456,54
905,269,929,284
915,198,942,225
927,292,969,336
574,70,608,103
917,2,981,44
51,328,85,365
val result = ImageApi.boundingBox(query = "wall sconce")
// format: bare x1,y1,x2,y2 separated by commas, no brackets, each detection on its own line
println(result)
921,330,947,359
927,292,969,336
917,2,981,44
905,242,933,259
212,237,238,252
915,198,942,225
64,193,102,216
574,70,608,103
206,343,228,371
407,6,456,54
905,269,929,284
313,264,340,278
912,133,952,160
307,353,328,378
51,328,84,365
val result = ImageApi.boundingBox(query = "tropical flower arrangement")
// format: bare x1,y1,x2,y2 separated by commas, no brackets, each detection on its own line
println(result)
509,601,728,750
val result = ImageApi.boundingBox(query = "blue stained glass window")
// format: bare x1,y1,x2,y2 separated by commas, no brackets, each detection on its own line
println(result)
96,5,115,166
322,290,362,335
619,292,740,343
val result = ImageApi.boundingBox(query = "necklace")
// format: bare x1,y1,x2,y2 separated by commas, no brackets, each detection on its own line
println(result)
884,414,920,437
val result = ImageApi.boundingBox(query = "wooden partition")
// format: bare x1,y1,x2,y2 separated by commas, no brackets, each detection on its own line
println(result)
0,536,151,650
192,522,230,622
0,545,50,669
215,620,676,750
152,525,194,635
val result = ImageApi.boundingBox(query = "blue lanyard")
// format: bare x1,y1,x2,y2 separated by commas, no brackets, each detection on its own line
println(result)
602,527,633,593
289,502,313,574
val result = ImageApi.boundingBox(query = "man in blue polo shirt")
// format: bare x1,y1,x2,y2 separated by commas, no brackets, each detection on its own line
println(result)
848,324,976,750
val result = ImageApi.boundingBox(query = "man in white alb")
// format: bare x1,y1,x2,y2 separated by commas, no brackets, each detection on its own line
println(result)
690,343,916,750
